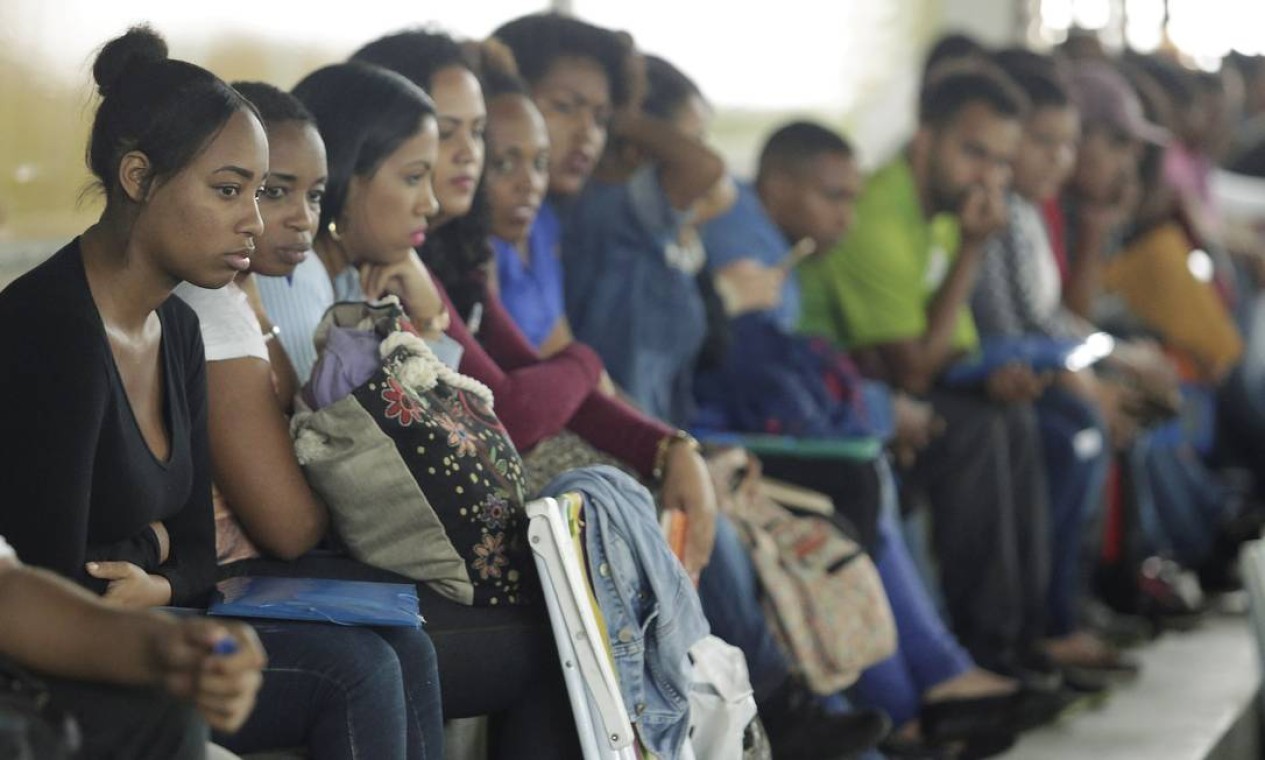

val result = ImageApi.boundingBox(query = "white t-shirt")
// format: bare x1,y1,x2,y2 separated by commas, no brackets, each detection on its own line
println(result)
172,280,269,564
0,535,14,561
172,281,269,363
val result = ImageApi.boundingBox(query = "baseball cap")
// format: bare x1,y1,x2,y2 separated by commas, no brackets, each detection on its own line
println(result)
1067,60,1169,145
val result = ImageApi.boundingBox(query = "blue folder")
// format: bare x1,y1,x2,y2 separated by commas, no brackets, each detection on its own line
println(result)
942,333,1115,386
209,576,423,628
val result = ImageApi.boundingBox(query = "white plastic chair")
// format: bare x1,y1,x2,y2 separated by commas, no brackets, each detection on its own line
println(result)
526,497,639,760
1239,539,1265,715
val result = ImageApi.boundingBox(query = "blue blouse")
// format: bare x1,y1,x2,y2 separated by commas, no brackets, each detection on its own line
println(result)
491,203,565,349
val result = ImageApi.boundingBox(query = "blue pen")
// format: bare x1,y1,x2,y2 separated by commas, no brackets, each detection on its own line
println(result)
212,637,239,656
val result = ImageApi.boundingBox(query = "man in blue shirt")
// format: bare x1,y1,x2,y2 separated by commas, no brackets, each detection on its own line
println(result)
699,121,901,445
703,179,807,333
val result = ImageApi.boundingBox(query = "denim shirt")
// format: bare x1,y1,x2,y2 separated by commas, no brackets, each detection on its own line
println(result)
558,167,707,426
544,466,710,759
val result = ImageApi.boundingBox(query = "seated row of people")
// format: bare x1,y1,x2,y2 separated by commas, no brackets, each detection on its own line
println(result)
2,12,1260,760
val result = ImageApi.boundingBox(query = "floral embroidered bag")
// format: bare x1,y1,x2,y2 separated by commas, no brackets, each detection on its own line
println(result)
292,300,533,606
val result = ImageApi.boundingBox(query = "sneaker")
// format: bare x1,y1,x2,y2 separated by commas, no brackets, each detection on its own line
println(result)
1137,556,1206,630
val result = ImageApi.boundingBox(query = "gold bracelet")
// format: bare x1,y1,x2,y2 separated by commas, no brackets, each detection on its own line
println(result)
653,430,700,482
420,304,450,334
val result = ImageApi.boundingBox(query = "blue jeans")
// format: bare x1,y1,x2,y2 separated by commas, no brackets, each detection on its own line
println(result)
217,621,443,760
1131,426,1231,566
697,514,793,704
1036,387,1110,636
853,460,973,726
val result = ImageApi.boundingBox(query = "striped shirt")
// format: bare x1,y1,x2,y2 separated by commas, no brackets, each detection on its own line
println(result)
255,253,335,383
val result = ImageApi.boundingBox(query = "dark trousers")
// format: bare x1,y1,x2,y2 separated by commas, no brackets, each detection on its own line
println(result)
904,389,1050,670
43,678,207,760
222,554,581,760
854,459,974,726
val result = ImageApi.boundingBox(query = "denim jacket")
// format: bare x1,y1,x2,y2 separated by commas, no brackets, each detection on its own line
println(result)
544,466,710,759
558,169,708,427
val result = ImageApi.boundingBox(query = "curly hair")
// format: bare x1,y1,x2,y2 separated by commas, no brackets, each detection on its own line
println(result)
492,13,641,109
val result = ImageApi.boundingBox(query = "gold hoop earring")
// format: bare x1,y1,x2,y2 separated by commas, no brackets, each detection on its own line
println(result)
327,219,343,242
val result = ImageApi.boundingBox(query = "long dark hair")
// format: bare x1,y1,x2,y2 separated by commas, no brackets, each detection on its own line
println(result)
418,40,524,321
421,190,492,321
351,28,469,91
291,62,436,235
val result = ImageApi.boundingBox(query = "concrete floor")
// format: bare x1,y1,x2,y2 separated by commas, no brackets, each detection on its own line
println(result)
1000,613,1260,760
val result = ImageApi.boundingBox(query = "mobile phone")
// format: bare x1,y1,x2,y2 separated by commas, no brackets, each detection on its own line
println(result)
778,238,817,271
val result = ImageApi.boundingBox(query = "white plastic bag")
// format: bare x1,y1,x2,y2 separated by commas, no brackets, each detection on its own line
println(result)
686,636,759,760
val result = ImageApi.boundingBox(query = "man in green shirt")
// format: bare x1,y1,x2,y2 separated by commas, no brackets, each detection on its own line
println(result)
799,64,1055,679
801,66,1039,397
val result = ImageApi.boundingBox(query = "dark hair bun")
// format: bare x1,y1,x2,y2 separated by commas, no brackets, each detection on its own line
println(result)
93,25,169,98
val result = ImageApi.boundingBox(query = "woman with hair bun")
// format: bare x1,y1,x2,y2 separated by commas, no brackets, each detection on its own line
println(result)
0,24,267,758
0,26,449,760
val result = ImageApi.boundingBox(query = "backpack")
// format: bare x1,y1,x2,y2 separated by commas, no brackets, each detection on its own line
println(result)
726,486,897,694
